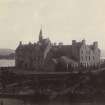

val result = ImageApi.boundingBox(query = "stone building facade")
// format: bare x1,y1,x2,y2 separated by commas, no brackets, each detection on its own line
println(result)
71,40,100,67
15,29,101,71
15,29,54,71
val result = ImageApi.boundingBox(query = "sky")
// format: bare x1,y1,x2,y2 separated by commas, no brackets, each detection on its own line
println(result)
0,0,105,50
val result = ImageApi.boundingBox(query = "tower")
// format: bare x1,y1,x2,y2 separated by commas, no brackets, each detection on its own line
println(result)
39,27,43,42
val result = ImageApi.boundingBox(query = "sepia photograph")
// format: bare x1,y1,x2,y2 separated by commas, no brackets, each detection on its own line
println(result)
0,0,105,105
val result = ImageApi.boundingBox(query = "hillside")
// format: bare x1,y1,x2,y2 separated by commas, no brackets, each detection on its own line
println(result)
0,49,15,56
0,49,15,59
0,48,15,55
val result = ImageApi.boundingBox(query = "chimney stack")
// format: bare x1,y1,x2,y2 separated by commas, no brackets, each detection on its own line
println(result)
72,40,76,45
82,39,86,45
93,41,98,48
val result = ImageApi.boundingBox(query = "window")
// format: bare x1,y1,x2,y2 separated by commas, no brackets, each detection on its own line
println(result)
81,50,83,54
86,56,87,61
81,56,83,60
89,56,91,61
93,56,94,60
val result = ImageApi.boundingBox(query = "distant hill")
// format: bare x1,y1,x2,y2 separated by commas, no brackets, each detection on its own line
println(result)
0,49,15,59
0,49,15,56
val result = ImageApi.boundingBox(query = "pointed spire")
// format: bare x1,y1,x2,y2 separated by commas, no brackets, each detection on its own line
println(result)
19,41,22,46
39,25,43,42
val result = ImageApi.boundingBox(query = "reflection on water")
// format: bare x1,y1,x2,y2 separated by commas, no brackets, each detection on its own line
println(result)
0,98,23,105
0,59,15,67
0,98,104,105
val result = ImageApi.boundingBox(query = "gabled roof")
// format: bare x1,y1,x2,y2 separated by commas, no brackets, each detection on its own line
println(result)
51,45,72,58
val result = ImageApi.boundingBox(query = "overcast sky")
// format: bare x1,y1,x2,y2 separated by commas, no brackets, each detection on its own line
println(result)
0,0,105,49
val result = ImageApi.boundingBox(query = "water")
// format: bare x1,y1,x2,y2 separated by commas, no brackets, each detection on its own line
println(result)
0,98,104,105
0,98,23,105
0,59,15,67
